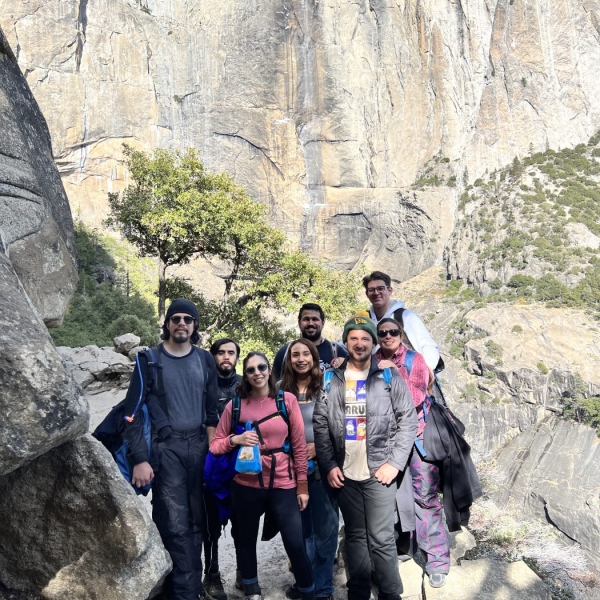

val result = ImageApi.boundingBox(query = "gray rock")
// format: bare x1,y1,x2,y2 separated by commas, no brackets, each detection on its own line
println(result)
0,435,171,599
449,527,476,566
128,346,148,361
492,417,600,568
0,251,88,476
0,27,76,327
113,333,141,355
62,345,134,382
426,559,550,599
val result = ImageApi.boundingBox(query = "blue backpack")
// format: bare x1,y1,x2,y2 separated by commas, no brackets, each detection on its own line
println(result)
92,347,160,496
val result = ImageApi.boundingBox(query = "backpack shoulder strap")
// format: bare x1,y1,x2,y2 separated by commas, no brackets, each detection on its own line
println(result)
231,396,241,433
194,346,209,395
148,345,167,413
404,349,415,377
382,367,393,386
324,369,334,392
393,307,406,327
276,389,289,423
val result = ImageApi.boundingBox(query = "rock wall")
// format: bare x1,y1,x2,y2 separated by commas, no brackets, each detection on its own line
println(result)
0,26,86,475
3,0,600,278
0,27,170,598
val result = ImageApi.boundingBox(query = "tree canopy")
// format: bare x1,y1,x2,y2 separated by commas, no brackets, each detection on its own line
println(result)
106,145,362,352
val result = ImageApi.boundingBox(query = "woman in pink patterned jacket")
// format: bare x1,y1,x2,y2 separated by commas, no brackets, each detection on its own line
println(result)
375,318,450,590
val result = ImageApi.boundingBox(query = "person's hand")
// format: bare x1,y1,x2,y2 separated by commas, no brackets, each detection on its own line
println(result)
132,461,154,488
374,463,399,485
327,467,345,488
233,431,259,446
297,493,309,511
331,357,345,368
377,360,398,371
306,442,317,460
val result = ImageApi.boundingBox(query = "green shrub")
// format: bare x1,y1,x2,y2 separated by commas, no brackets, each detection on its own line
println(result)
485,340,503,359
537,361,549,374
107,314,158,347
511,325,523,333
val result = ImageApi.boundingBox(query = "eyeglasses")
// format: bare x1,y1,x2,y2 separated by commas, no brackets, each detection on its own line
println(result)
169,315,195,325
377,329,401,338
244,363,269,375
366,286,388,295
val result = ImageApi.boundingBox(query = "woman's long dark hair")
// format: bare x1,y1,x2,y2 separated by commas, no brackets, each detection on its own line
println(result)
280,339,323,401
236,351,278,399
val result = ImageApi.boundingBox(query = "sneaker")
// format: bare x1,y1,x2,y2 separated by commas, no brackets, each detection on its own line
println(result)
203,572,227,600
197,592,211,600
286,584,300,599
235,570,243,591
428,573,447,588
398,554,412,563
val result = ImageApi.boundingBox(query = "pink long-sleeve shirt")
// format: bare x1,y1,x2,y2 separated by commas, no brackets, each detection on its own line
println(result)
210,391,308,490
375,344,429,436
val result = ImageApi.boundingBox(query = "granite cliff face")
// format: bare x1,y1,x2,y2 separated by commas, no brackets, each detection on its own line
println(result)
3,0,600,280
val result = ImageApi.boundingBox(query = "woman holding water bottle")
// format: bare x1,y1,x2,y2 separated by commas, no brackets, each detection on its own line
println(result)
280,340,339,600
210,351,313,600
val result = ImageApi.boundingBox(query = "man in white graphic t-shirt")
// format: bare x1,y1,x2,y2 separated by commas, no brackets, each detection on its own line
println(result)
313,315,417,600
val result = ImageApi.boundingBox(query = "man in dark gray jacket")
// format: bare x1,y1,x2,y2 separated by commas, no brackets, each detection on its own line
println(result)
313,315,417,600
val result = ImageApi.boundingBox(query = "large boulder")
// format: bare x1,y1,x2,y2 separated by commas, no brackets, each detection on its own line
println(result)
0,250,88,476
0,26,87,476
0,27,77,327
57,345,134,390
0,435,171,599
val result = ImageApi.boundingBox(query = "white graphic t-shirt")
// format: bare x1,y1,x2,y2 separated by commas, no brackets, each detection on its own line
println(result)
343,367,370,481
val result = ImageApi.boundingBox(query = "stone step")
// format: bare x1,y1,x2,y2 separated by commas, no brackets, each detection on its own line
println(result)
399,558,550,600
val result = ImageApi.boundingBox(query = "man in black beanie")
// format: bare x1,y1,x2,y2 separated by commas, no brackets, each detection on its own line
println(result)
124,298,219,600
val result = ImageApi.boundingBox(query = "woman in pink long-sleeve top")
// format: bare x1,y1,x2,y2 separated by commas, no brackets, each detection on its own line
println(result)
375,318,450,590
210,351,314,600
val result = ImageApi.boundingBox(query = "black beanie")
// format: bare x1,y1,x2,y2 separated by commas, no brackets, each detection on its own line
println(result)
165,298,200,323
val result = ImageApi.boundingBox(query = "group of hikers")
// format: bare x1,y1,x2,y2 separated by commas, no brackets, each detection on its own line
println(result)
116,270,481,600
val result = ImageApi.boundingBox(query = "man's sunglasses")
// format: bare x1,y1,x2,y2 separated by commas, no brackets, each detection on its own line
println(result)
168,315,195,325
244,363,269,375
377,329,401,338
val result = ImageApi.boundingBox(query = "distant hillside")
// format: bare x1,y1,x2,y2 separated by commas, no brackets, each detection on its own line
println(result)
445,133,600,315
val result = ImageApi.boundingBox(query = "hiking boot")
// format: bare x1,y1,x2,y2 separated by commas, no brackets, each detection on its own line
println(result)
235,570,243,591
285,584,300,599
398,553,412,563
197,592,212,600
203,572,227,600
428,573,447,588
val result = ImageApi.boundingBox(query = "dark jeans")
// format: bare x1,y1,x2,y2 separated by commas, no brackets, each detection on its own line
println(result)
336,477,402,600
231,481,314,597
153,430,207,600
299,474,339,597
203,487,240,574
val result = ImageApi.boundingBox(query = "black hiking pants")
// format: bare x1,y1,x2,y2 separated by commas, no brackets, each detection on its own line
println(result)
153,428,208,600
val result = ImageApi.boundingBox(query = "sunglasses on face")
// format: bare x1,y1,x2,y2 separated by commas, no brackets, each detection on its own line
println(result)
377,329,401,338
169,315,195,325
244,363,269,375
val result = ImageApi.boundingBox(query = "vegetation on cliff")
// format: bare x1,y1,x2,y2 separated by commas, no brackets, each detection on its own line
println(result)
54,149,361,354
